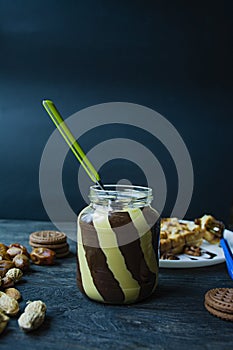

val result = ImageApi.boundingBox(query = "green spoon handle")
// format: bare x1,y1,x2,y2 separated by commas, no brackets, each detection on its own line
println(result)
42,100,101,184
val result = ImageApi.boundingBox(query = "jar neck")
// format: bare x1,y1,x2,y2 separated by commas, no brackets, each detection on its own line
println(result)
89,185,153,210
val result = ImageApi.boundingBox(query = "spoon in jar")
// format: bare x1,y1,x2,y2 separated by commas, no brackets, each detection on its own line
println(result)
42,99,105,191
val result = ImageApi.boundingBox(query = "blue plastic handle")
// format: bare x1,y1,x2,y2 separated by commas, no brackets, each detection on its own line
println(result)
220,238,233,280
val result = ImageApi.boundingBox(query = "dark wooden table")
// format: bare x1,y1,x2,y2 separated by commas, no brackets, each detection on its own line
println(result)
0,220,232,350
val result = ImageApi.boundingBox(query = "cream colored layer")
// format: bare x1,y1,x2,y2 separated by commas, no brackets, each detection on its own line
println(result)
77,211,104,302
128,208,158,274
92,211,140,303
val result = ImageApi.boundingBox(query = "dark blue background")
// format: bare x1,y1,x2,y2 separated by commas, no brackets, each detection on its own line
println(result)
0,0,232,225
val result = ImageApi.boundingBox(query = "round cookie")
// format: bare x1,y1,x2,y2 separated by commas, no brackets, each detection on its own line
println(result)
29,241,68,250
56,250,70,258
54,244,70,258
29,230,70,259
52,244,69,253
30,231,67,245
204,288,233,321
205,302,233,321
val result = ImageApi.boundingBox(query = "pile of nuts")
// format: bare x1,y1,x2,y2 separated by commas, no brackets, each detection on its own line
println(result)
0,243,30,291
0,242,55,272
0,242,49,334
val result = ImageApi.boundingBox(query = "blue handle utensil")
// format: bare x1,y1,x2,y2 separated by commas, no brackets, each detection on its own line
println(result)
220,238,233,280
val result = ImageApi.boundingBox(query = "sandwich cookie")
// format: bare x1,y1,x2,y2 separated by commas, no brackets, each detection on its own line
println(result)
29,230,69,258
204,288,233,321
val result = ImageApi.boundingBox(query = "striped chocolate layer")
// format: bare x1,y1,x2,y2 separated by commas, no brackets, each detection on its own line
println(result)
78,213,124,303
111,209,158,301
77,206,159,304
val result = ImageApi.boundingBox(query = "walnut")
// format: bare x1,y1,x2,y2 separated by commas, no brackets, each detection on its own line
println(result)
18,300,46,332
0,311,9,334
5,288,21,301
5,268,23,283
0,291,19,316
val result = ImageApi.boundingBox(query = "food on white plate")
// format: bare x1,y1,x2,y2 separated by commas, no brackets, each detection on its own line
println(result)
194,215,225,244
160,214,225,259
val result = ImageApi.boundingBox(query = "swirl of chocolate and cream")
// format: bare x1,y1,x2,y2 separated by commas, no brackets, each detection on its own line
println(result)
77,206,160,304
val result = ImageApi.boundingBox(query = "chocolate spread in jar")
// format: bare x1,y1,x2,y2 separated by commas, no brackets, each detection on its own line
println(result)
77,206,160,304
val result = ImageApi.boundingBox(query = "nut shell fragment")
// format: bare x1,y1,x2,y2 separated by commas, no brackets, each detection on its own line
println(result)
0,291,19,316
18,300,46,332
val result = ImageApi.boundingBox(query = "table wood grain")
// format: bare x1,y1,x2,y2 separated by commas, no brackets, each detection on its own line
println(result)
0,220,232,350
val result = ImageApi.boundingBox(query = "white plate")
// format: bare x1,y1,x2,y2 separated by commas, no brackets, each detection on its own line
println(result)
159,227,233,269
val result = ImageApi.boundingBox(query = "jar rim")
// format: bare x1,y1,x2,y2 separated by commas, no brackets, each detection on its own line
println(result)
89,184,153,206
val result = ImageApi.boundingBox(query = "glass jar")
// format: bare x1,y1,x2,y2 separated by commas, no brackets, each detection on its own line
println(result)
77,185,160,304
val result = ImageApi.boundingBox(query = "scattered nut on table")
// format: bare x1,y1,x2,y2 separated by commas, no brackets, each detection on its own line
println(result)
30,247,56,265
5,288,21,301
0,253,11,261
0,311,9,334
0,291,19,316
0,244,9,261
0,260,15,277
5,268,23,283
18,300,46,332
1,276,14,289
0,243,8,252
13,254,30,271
7,244,30,259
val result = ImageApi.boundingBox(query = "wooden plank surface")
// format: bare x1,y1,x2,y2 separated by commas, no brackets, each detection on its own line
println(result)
0,220,232,350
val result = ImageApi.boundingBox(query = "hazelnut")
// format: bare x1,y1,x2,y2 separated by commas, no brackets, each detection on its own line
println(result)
13,254,30,272
7,244,30,259
30,247,55,265
0,244,10,261
5,288,21,301
0,260,15,277
0,243,8,255
0,253,11,261
1,276,14,289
